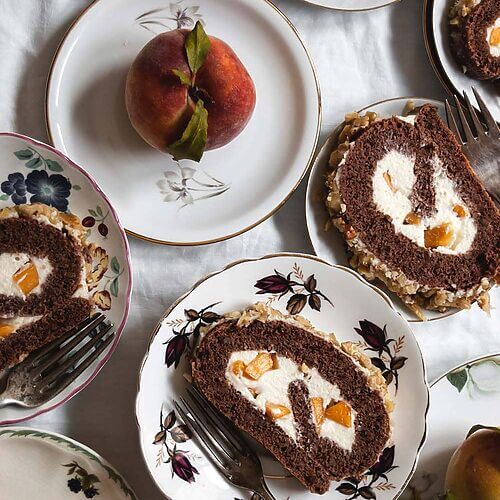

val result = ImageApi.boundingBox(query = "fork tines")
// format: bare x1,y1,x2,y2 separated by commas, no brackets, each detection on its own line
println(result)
27,313,115,394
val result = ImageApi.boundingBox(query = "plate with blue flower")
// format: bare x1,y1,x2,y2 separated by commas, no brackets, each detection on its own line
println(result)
0,132,133,425
0,427,137,499
136,253,429,499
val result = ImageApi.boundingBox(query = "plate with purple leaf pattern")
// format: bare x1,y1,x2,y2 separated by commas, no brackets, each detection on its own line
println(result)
136,253,428,499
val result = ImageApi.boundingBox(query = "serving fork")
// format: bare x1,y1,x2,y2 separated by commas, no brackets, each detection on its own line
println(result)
174,385,277,500
0,313,115,409
445,87,500,205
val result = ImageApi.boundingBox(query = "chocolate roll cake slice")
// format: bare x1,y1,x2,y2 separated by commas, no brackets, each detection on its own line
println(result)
0,203,94,370
325,104,499,320
192,303,393,494
449,0,500,80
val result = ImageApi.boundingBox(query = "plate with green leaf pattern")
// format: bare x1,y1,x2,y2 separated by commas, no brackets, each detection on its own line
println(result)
401,353,500,499
0,427,137,499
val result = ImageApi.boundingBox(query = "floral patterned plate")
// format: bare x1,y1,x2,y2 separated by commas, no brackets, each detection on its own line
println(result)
136,253,429,499
401,353,500,499
0,427,137,499
0,132,132,425
46,0,321,245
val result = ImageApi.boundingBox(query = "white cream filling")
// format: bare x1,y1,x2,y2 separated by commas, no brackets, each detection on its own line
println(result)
371,120,476,255
0,254,53,297
225,351,356,450
487,19,500,57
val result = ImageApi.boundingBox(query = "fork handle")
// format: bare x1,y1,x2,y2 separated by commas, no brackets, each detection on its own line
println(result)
253,479,277,500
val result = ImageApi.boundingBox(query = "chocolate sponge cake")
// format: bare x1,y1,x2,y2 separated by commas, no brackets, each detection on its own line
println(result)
449,0,500,80
0,203,94,370
192,303,393,494
325,104,499,320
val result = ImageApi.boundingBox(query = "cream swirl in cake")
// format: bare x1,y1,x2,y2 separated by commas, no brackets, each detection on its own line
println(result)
226,351,357,449
193,303,393,494
325,105,499,320
0,203,95,369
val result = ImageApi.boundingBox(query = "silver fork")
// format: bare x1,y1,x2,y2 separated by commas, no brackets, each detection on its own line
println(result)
174,385,277,500
445,87,500,205
0,313,115,408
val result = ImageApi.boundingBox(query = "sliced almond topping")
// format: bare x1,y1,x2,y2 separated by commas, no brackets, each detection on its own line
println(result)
490,27,500,46
325,401,352,428
383,171,397,193
310,397,325,426
265,402,291,421
453,204,467,218
404,212,421,225
424,223,454,248
0,324,14,338
13,262,39,295
344,225,356,241
244,353,274,380
231,360,246,376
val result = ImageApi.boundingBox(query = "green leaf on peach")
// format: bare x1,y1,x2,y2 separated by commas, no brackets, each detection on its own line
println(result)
167,99,208,163
185,20,210,75
172,69,191,86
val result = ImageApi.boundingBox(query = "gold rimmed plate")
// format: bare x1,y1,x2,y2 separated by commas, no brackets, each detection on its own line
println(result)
300,0,400,12
423,0,499,123
46,0,321,246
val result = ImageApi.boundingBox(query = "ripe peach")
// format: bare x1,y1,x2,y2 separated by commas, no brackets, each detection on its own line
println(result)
125,28,256,156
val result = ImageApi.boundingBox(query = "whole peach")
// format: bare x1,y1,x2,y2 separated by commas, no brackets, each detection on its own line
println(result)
125,29,256,154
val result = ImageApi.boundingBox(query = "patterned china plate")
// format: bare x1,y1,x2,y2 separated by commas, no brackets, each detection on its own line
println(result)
136,253,429,499
423,0,499,123
305,96,471,323
401,353,500,499
300,0,399,12
46,0,321,245
0,427,137,499
0,133,132,425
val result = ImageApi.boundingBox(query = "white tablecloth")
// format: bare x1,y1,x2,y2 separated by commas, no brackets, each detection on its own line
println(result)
0,1,498,498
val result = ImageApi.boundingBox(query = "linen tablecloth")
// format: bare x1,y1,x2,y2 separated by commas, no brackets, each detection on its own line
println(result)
0,1,498,498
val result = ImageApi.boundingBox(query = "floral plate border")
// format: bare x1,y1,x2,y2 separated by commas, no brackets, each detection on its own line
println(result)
136,252,430,500
0,132,133,425
403,352,500,499
0,426,137,499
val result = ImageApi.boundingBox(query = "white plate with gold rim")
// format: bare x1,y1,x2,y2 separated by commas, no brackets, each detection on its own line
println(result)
423,0,499,123
305,96,485,323
301,0,400,12
46,0,321,246
401,353,500,499
136,253,429,499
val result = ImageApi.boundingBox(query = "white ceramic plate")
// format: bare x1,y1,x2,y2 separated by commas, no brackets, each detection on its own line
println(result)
0,133,132,424
423,0,499,123
301,0,399,12
0,427,137,499
305,96,466,323
46,0,321,246
136,253,429,500
401,353,500,499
